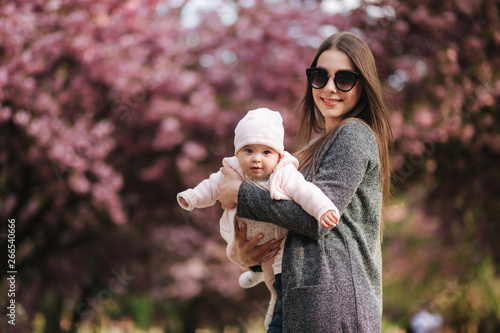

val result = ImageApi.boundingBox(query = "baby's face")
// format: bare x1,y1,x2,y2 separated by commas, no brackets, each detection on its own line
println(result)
236,144,280,179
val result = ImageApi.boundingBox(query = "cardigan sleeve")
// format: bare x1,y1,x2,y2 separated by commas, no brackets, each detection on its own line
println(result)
278,164,339,221
236,120,379,240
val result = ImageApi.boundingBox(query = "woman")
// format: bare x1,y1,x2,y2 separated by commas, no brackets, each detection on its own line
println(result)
220,32,392,332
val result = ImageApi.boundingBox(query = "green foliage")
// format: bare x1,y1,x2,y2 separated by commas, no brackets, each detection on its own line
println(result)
122,294,154,329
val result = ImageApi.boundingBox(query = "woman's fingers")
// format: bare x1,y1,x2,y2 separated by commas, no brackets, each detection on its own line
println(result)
234,221,258,266
221,166,240,179
261,239,283,262
233,220,282,266
246,232,264,249
261,247,280,263
235,221,248,244
219,167,242,210
248,237,282,263
234,219,241,239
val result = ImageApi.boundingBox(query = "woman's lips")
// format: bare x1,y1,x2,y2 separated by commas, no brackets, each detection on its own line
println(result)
321,98,342,106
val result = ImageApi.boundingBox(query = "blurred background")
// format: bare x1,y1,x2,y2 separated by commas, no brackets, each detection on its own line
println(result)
0,0,499,332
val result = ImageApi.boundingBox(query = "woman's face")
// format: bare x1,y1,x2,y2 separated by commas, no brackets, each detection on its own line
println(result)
312,49,363,130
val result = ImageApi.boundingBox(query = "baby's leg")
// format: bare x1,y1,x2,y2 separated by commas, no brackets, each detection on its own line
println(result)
261,255,277,329
261,256,277,299
226,242,247,270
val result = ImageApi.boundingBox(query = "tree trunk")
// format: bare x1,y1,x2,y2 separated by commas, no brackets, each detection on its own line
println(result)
42,291,63,333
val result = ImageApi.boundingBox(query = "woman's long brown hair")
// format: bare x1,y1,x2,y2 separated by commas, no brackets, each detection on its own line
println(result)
295,32,393,240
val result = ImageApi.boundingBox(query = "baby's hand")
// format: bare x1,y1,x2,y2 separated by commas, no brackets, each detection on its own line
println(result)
179,197,188,208
320,210,340,228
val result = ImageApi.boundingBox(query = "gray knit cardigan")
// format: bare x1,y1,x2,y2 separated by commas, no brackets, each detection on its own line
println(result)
236,120,383,333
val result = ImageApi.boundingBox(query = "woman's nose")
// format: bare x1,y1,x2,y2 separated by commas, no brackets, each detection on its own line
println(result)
324,76,337,92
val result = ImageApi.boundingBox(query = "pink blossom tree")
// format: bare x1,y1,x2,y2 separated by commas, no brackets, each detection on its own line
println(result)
0,0,499,331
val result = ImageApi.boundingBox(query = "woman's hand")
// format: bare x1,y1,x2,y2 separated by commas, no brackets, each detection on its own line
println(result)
219,167,242,210
234,220,282,266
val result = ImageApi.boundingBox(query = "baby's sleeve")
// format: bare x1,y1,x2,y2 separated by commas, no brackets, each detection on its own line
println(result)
280,166,339,221
176,170,225,211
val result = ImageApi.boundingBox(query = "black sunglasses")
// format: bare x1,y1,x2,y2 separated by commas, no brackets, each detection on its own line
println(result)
306,67,361,92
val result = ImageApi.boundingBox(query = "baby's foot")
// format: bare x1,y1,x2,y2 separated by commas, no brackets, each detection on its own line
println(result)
238,271,264,289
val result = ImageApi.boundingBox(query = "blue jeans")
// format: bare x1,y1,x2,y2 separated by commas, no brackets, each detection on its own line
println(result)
267,273,283,333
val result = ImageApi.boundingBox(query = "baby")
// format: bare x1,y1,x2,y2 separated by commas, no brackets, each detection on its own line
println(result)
177,108,339,328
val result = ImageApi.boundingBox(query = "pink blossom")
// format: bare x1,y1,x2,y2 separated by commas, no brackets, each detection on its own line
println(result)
465,36,482,51
13,110,31,127
0,106,12,124
390,154,405,170
401,140,425,155
108,197,126,224
383,202,408,222
483,114,494,127
187,86,218,120
414,107,435,127
390,111,404,140
0,67,8,87
2,0,499,328
91,183,111,203
3,195,17,216
35,92,60,116
153,117,184,150
87,139,115,160
140,157,168,181
461,124,475,143
182,141,207,161
176,155,194,173
92,161,113,179
426,159,437,173
69,173,91,194
108,173,124,191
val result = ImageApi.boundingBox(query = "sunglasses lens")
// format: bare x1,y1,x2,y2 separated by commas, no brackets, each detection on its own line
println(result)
335,72,357,91
307,68,328,89
307,68,359,91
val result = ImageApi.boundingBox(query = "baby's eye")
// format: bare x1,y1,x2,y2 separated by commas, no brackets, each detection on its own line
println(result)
244,148,253,154
263,150,272,155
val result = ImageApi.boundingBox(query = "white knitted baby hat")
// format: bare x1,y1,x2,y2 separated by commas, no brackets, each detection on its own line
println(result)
234,108,285,156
